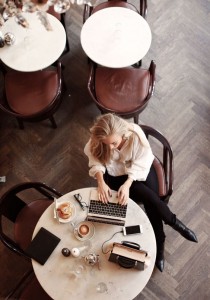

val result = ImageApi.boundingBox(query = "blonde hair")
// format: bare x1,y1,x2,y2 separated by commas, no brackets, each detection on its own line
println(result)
89,114,130,164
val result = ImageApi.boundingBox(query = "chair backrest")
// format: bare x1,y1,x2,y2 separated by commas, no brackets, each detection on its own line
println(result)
0,182,63,259
140,125,174,203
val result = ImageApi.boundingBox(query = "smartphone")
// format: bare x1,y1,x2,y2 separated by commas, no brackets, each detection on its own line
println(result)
122,225,142,236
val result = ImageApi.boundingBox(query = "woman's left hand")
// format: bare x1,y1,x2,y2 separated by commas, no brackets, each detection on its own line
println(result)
117,178,133,205
117,184,130,206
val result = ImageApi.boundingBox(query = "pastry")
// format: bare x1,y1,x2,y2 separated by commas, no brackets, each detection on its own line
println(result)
57,202,72,219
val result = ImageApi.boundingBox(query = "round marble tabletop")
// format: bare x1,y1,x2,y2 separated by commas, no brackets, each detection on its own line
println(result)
0,12,66,72
80,7,152,68
32,187,156,300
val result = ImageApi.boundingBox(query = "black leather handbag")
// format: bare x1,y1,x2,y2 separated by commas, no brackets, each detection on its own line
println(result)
108,241,148,270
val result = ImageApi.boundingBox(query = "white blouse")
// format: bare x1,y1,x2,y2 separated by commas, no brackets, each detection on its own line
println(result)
84,124,154,181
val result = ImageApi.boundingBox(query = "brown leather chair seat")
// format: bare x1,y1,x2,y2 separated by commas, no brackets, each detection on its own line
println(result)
0,182,63,260
153,157,167,197
88,61,156,123
0,61,63,129
20,275,52,300
6,270,52,300
47,5,61,20
95,67,151,113
140,125,173,203
5,71,59,116
14,200,53,251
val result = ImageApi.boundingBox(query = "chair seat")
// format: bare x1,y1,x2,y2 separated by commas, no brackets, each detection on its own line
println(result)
153,157,167,197
47,5,61,20
20,275,52,300
5,71,59,116
95,67,150,113
14,200,53,250
92,0,138,14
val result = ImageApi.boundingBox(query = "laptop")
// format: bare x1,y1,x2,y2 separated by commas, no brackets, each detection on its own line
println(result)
86,189,127,226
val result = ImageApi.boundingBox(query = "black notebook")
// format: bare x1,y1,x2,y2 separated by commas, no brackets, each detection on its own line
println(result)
26,227,61,265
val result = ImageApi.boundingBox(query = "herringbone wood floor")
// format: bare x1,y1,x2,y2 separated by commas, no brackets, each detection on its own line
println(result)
0,0,210,299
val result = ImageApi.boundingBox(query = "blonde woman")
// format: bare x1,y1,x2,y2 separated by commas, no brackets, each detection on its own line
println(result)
84,113,197,272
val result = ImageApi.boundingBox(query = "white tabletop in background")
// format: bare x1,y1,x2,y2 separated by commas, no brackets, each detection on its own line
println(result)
80,7,152,68
32,187,156,300
0,12,66,72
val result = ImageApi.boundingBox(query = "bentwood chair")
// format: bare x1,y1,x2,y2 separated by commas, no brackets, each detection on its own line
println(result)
0,61,63,129
83,0,147,23
0,182,63,260
87,60,156,124
5,270,52,300
140,125,174,203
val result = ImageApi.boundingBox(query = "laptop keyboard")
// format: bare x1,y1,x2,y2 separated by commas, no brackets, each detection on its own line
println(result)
88,200,127,218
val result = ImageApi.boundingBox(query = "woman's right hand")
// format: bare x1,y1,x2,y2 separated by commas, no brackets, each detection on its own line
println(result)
96,172,112,203
98,182,112,204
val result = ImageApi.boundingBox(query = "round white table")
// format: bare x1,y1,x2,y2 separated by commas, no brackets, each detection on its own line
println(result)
80,7,152,68
0,12,66,72
32,187,156,300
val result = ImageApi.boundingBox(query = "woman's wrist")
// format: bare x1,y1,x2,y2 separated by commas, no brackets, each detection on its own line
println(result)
125,178,133,188
95,171,105,184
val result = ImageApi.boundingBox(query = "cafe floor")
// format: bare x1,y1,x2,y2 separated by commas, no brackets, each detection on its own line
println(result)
0,0,210,299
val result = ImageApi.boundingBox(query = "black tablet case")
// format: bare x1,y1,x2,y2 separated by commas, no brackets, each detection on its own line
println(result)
26,227,61,265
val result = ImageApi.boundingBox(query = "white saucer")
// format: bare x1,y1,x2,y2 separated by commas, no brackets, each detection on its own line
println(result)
74,221,95,241
55,201,76,223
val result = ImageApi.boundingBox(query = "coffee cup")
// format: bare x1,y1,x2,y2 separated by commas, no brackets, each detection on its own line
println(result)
78,224,90,238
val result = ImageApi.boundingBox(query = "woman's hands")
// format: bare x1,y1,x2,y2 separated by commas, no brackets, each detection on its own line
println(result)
96,172,112,204
117,178,133,205
95,172,133,205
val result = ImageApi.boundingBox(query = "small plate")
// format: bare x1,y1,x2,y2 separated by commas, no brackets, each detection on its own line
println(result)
55,201,76,223
74,221,95,241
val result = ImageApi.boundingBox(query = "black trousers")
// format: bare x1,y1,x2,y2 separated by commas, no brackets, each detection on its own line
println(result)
104,166,176,245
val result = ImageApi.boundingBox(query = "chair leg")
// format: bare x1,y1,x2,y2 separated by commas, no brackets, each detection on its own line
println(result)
134,114,139,124
49,116,57,128
133,60,142,68
17,118,24,129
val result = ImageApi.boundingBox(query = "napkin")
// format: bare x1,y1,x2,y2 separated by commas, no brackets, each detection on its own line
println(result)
26,227,60,265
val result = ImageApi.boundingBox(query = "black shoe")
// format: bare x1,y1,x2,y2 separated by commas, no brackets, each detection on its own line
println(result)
155,242,165,272
172,219,198,243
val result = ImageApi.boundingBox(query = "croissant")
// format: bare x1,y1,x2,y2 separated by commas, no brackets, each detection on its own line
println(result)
57,202,72,219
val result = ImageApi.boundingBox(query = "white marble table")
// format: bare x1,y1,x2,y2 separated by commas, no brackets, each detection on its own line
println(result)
32,187,156,300
80,7,152,68
0,12,66,72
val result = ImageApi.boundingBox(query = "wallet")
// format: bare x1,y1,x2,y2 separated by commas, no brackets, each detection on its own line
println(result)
26,227,61,265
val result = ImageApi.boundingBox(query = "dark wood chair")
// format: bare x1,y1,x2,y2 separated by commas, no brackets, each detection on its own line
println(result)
5,269,52,300
140,125,173,203
83,0,147,23
0,61,63,129
0,182,63,260
87,60,156,124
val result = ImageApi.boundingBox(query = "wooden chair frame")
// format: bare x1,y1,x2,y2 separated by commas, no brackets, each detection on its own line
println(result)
140,125,174,203
0,182,63,260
